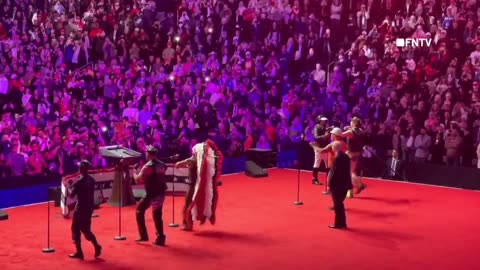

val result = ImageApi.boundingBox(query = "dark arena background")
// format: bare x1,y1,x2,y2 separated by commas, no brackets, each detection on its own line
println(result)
1,0,480,270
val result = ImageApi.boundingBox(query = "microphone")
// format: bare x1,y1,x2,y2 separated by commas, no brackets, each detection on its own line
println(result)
169,154,180,161
134,163,139,170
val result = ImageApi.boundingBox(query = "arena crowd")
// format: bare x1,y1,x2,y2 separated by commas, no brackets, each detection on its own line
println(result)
1,0,480,177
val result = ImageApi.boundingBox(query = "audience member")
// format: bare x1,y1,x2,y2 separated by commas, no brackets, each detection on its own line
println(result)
0,0,479,178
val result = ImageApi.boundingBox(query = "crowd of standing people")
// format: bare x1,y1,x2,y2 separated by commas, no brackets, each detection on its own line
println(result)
1,0,480,178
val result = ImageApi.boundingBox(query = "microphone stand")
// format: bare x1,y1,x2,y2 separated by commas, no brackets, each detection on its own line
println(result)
168,156,180,228
114,163,126,240
322,174,330,195
322,130,332,195
322,144,330,194
42,192,55,253
293,135,304,206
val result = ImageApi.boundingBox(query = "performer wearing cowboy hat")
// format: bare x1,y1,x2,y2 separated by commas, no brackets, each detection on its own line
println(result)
310,115,330,185
134,145,168,246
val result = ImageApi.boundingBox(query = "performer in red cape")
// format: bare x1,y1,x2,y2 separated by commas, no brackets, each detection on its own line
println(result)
175,140,223,231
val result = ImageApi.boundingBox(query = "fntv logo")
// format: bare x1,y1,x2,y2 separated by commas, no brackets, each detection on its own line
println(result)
396,38,432,48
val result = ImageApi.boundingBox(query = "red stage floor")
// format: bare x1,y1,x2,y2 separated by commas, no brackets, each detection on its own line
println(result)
1,169,479,270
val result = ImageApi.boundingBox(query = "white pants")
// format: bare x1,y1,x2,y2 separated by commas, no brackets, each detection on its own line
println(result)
314,147,329,168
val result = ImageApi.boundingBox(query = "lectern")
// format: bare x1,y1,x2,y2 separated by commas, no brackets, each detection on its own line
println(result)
100,145,141,207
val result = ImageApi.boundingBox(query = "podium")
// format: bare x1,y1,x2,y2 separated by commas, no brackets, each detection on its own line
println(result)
100,145,141,207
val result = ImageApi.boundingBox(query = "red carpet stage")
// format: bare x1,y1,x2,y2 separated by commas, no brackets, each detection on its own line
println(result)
1,169,479,270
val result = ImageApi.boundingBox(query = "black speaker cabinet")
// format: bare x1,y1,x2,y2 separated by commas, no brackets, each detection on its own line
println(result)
246,148,277,168
48,186,62,207
245,161,268,178
0,209,8,221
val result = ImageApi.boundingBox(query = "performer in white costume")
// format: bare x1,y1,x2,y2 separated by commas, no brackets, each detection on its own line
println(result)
175,140,223,230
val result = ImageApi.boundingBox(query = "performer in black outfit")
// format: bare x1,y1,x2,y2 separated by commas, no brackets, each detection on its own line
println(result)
133,145,167,246
68,160,102,259
311,115,330,185
328,142,352,229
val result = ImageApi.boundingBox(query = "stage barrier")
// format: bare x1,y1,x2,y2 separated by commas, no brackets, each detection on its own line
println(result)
281,141,480,191
1,152,479,209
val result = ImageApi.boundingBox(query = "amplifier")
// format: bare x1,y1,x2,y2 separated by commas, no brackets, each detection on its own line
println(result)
246,148,277,168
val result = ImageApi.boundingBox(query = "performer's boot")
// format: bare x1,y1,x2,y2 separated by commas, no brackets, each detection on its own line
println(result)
312,168,321,185
181,225,193,231
181,218,193,231
69,242,84,260
85,232,102,258
355,180,366,194
90,238,102,258
136,209,149,242
94,244,102,258
181,205,190,231
153,208,166,246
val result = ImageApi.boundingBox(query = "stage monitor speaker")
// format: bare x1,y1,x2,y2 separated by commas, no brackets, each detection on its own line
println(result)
245,161,268,178
246,149,277,168
94,194,106,209
48,186,62,207
0,209,8,221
